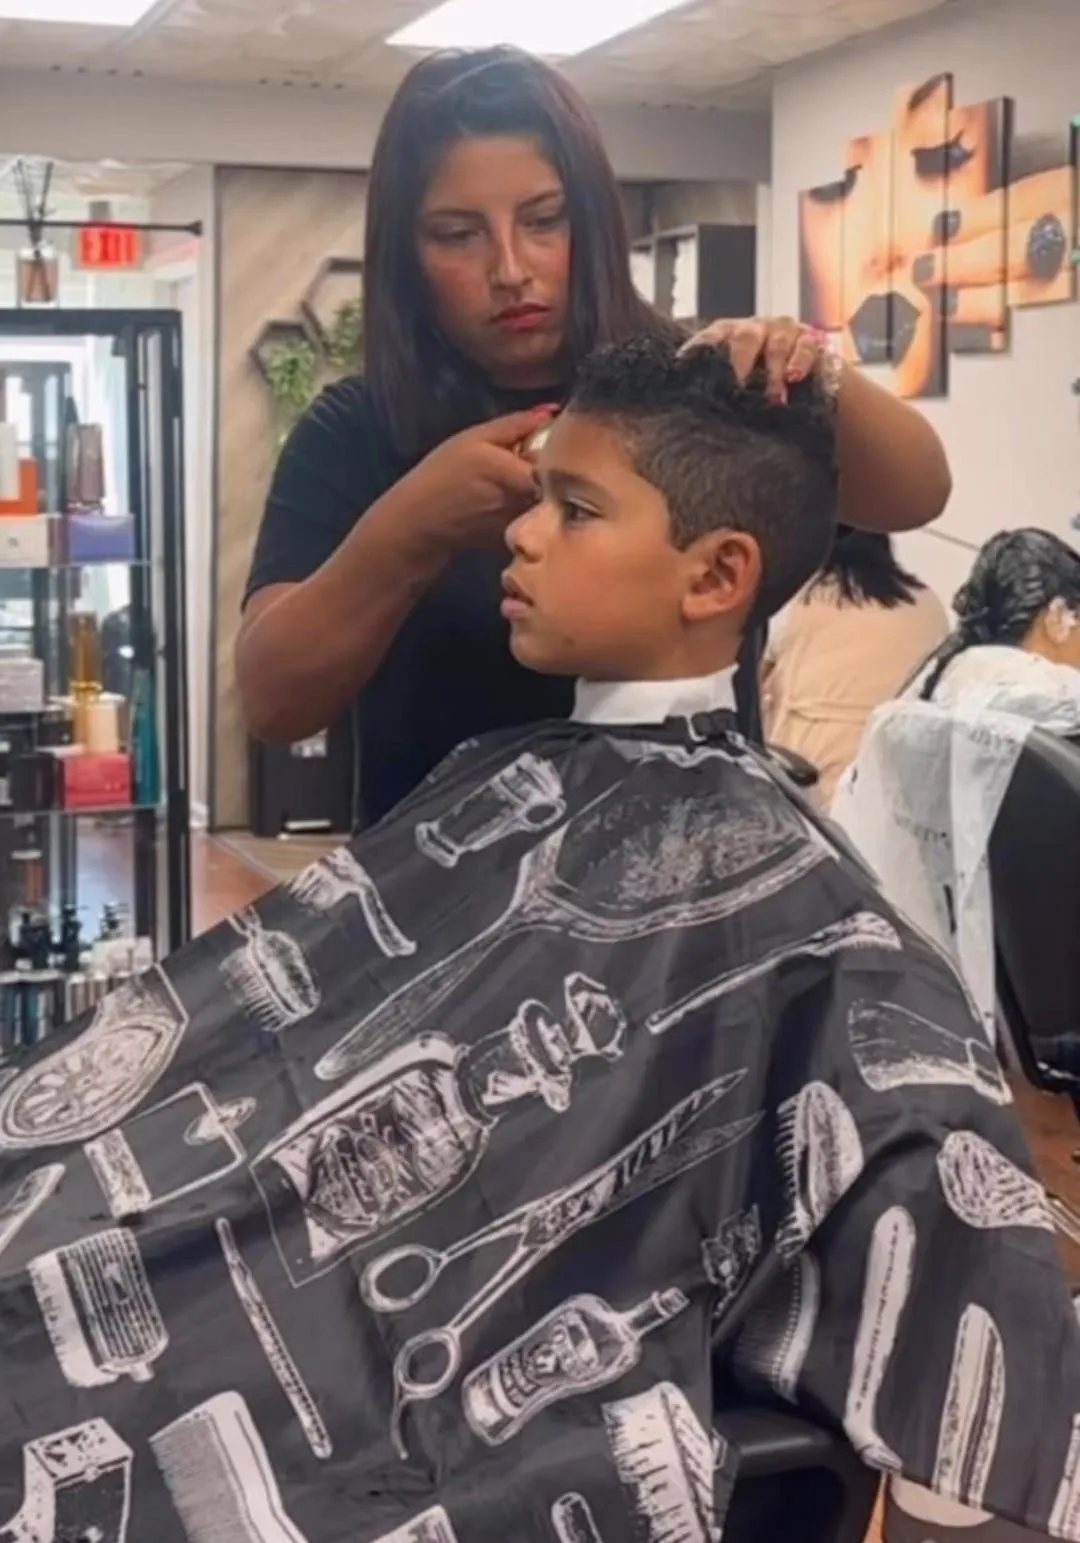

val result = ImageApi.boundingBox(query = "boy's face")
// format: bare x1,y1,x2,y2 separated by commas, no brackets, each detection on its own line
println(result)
502,410,759,680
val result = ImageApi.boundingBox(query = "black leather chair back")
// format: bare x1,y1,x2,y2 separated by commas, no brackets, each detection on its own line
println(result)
989,729,1080,1093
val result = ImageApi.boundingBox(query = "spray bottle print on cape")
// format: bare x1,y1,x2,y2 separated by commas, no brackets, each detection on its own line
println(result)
1,719,1080,1543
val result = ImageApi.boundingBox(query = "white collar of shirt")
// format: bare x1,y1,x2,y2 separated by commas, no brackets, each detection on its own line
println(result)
572,667,738,727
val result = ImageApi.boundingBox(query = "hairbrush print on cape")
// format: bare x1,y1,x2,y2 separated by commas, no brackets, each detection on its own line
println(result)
1,711,1079,1543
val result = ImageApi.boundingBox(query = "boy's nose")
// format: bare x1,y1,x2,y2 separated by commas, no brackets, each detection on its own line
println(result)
505,499,547,556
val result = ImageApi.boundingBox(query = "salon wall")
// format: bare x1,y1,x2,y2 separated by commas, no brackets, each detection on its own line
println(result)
769,0,1080,605
210,165,367,829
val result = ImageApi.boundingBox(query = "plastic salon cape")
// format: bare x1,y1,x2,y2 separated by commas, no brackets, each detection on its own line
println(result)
2,710,1080,1543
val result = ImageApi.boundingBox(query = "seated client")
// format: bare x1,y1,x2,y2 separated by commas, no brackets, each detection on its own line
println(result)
0,341,1078,1543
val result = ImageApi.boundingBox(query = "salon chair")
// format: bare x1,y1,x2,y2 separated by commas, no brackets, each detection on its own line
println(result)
989,728,1080,1118
718,1406,880,1543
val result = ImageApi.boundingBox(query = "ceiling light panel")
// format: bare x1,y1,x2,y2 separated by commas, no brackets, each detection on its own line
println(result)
0,0,156,24
387,0,694,58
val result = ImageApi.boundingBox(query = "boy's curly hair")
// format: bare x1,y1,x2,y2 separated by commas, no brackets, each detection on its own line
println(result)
568,336,839,618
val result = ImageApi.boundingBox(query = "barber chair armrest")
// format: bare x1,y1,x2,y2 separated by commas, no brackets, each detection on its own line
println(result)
716,1407,855,1478
763,744,821,790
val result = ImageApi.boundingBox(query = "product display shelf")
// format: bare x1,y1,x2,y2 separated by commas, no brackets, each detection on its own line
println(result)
0,308,191,1049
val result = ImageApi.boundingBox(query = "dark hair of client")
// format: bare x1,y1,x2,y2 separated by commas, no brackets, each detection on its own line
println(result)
808,529,925,609
568,337,839,620
919,527,1080,700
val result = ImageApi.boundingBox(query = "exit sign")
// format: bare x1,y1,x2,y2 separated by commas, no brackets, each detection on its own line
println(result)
75,225,144,272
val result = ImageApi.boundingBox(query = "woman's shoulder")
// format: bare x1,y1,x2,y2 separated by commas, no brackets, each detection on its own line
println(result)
301,374,378,441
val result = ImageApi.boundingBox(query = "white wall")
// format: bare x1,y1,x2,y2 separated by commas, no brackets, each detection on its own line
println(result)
0,69,770,185
769,0,1080,605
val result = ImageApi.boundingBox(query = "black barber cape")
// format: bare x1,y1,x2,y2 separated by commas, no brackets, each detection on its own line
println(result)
2,713,1080,1543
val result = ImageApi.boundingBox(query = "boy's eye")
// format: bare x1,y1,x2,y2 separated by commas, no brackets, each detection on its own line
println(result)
562,501,593,526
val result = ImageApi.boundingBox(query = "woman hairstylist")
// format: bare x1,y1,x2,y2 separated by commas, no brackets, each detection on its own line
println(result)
237,46,952,827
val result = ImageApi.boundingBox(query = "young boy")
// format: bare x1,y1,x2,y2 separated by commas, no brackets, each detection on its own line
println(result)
0,340,1077,1543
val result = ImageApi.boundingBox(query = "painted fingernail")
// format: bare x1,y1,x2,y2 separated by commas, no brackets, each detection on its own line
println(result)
1027,213,1068,281
913,253,935,287
932,208,961,245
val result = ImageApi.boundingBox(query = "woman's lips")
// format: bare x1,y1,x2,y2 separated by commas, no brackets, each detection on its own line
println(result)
494,306,551,333
848,292,921,366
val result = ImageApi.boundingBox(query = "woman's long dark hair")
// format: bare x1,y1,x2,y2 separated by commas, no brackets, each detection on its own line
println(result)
806,529,925,609
919,527,1080,700
363,47,683,460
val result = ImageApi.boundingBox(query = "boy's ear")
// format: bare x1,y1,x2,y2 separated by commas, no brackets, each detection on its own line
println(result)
681,530,763,624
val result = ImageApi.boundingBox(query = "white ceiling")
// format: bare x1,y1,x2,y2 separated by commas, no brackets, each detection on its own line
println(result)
0,0,953,107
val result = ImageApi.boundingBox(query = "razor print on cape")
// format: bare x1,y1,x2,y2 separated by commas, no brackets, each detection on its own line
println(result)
151,1391,308,1543
848,999,1010,1105
85,1081,254,1217
843,1206,917,1472
934,1304,1006,1510
463,1288,690,1446
0,1163,64,1262
224,908,320,1032
647,911,901,1036
288,847,416,959
0,1417,133,1543
937,1131,1055,1232
415,751,567,867
551,1494,606,1543
215,1219,333,1460
0,968,188,1149
356,1075,760,1452
603,1382,717,1543
253,975,627,1284
29,1227,168,1387
317,785,824,1081
776,1082,864,1257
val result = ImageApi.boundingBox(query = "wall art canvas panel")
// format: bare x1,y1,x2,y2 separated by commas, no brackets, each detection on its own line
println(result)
891,72,953,395
796,71,1077,398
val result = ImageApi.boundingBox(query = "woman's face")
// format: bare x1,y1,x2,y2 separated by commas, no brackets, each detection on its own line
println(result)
416,134,572,391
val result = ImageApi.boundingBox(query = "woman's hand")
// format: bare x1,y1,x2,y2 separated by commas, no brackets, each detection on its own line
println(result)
681,316,831,405
406,406,557,554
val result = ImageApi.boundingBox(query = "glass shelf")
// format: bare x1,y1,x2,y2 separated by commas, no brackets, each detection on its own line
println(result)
0,803,161,821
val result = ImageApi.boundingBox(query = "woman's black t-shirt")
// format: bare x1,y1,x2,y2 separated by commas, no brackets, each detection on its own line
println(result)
245,376,764,826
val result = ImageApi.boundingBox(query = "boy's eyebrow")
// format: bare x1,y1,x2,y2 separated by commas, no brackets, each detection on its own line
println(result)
542,466,611,507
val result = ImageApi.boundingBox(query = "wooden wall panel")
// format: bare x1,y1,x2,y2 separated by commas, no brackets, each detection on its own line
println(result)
211,165,366,828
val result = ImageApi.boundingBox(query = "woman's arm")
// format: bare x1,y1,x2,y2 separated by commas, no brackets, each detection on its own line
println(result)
834,363,952,534
237,490,450,744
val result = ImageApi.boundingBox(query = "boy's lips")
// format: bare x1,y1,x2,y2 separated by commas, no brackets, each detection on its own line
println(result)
501,571,534,620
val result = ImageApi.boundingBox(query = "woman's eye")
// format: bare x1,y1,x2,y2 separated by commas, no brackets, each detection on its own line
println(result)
527,210,567,233
431,228,476,247
912,135,976,180
809,166,859,205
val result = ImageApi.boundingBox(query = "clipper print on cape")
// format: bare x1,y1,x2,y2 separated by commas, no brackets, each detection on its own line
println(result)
0,714,1079,1543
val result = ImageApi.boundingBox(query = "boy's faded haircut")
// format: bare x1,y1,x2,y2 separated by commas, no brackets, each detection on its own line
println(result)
567,336,839,619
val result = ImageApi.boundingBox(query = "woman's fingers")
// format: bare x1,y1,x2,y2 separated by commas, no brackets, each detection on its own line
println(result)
947,286,1011,328
483,405,560,448
680,315,825,401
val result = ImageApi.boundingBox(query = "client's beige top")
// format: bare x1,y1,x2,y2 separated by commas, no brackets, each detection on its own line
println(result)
764,581,949,807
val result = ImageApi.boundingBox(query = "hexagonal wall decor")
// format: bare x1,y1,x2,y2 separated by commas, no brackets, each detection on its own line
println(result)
300,256,364,349
250,318,317,383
